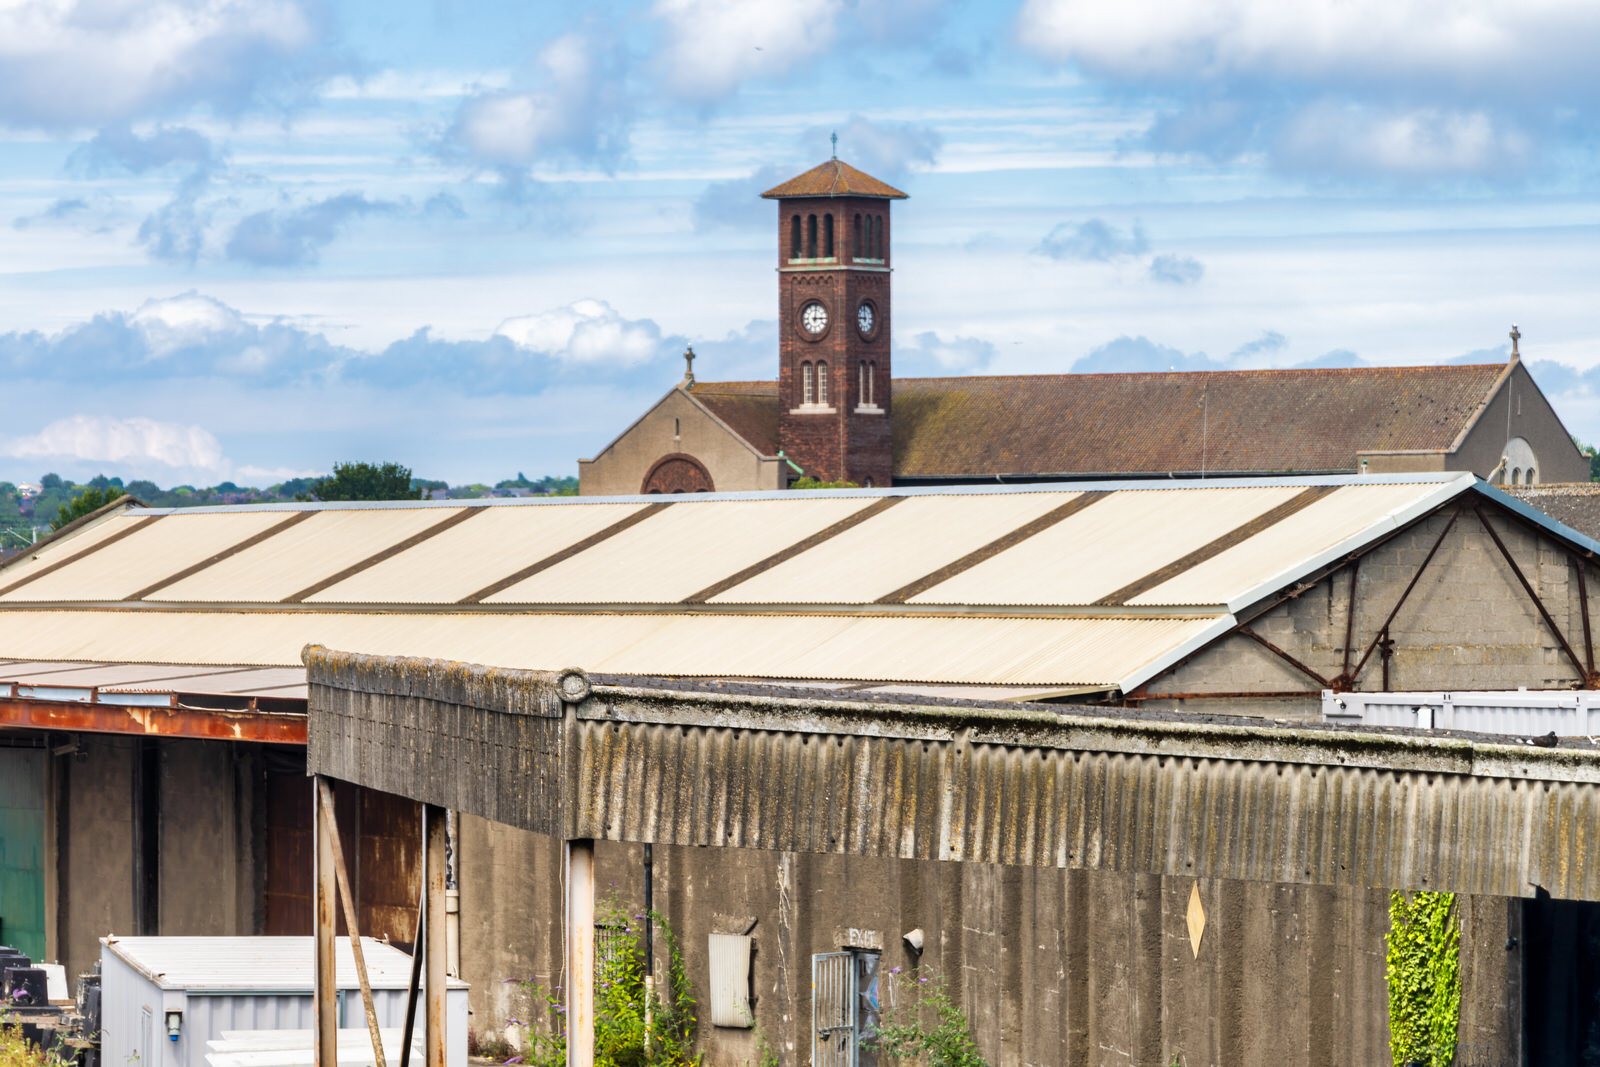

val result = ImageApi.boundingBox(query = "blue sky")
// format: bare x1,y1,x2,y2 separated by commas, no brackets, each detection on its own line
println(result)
4,0,1600,486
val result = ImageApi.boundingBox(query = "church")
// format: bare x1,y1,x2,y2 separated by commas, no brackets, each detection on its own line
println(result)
579,157,1588,494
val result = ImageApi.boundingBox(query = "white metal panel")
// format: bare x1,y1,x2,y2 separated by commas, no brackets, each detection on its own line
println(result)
709,492,1078,603
707,934,754,1028
482,497,873,604
1129,482,1444,606
306,502,648,604
1323,689,1600,737
151,509,457,603
907,486,1305,606
3,512,291,603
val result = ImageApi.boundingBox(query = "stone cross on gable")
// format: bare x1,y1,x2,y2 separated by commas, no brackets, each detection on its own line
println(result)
683,345,696,385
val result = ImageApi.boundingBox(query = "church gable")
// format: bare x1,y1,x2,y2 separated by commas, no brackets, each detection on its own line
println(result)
579,386,785,495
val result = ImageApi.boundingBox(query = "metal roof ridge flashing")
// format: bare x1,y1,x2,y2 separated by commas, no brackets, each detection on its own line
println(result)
1471,477,1600,558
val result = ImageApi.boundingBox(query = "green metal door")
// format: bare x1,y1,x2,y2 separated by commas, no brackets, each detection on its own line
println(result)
0,748,46,961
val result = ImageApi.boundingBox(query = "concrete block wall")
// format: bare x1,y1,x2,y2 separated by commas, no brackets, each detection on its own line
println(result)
1149,504,1594,715
457,817,1522,1067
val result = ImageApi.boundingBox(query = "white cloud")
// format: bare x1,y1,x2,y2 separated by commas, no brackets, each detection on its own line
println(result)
1276,102,1532,177
494,299,664,366
651,0,843,102
1014,0,1600,90
0,0,317,126
445,33,628,170
130,292,248,352
0,413,319,484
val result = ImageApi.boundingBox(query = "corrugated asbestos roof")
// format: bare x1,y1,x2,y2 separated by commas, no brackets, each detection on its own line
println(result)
760,159,909,200
0,474,1540,689
679,365,1509,475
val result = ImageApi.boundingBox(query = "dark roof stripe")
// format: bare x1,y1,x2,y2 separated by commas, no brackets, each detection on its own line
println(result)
128,511,316,601
284,507,485,603
684,496,904,603
1093,485,1343,606
459,502,672,604
876,492,1110,604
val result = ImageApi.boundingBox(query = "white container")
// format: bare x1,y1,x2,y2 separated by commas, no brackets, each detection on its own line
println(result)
99,937,467,1067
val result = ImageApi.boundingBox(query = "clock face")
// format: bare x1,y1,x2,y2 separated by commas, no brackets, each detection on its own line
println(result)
857,303,875,334
801,302,828,334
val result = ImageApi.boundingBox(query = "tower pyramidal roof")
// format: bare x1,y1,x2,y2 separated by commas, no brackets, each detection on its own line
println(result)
760,158,909,200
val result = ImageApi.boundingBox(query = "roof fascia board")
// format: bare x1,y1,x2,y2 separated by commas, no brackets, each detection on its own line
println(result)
1220,472,1478,614
1470,480,1600,558
1116,613,1239,694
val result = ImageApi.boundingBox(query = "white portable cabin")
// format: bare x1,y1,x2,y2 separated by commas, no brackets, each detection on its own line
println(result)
99,937,468,1067
1322,688,1600,736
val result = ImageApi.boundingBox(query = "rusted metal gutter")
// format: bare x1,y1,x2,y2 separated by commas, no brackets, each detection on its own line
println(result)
0,694,307,743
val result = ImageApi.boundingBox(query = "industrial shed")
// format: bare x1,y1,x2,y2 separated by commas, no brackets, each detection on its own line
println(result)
6,472,1600,1064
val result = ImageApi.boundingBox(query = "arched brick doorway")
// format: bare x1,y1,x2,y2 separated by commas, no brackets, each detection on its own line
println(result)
641,453,715,494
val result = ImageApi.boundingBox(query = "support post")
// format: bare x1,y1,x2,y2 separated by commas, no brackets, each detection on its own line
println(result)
565,839,595,1067
313,776,338,1067
316,779,387,1067
424,805,448,1067
642,843,654,1053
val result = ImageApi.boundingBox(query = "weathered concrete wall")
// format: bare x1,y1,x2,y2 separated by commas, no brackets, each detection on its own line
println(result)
458,820,1520,1067
579,388,782,495
1147,501,1599,716
158,739,255,937
58,735,137,977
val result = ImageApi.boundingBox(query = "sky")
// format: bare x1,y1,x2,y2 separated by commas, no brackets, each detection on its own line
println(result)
4,0,1600,487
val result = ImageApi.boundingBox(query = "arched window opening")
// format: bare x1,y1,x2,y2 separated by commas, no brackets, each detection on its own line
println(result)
816,361,829,405
1529,467,1537,484
823,214,834,258
806,214,818,258
673,417,680,437
858,361,867,404
1512,467,1522,485
853,214,863,258
872,216,883,258
802,361,814,405
868,361,876,404
790,215,801,259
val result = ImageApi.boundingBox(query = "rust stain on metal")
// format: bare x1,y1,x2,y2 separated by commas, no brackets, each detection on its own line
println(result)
0,696,307,743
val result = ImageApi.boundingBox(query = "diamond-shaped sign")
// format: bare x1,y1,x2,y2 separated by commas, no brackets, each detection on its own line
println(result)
1186,882,1206,958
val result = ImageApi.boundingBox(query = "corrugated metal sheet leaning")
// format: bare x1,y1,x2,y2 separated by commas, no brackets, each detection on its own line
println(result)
307,645,1600,902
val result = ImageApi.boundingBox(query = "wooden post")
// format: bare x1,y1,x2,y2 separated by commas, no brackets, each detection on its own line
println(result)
565,839,595,1067
424,805,448,1067
316,779,387,1067
313,776,338,1067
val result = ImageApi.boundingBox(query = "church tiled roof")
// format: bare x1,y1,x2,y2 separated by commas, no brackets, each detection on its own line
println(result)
689,381,781,456
690,364,1510,478
760,159,909,200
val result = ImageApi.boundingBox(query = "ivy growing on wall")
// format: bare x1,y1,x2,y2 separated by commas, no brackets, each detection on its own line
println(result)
1386,890,1461,1067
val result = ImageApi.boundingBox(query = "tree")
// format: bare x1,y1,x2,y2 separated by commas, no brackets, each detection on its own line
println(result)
39,473,62,490
51,486,120,531
301,461,420,502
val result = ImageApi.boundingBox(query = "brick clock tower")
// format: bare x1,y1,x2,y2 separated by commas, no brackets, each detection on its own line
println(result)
763,155,907,487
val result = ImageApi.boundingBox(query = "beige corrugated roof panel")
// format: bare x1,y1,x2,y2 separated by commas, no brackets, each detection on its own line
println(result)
308,501,649,604
0,609,1226,687
908,485,1308,607
0,512,159,595
149,505,462,603
1,510,292,603
481,495,874,604
1129,480,1460,608
709,490,1081,604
